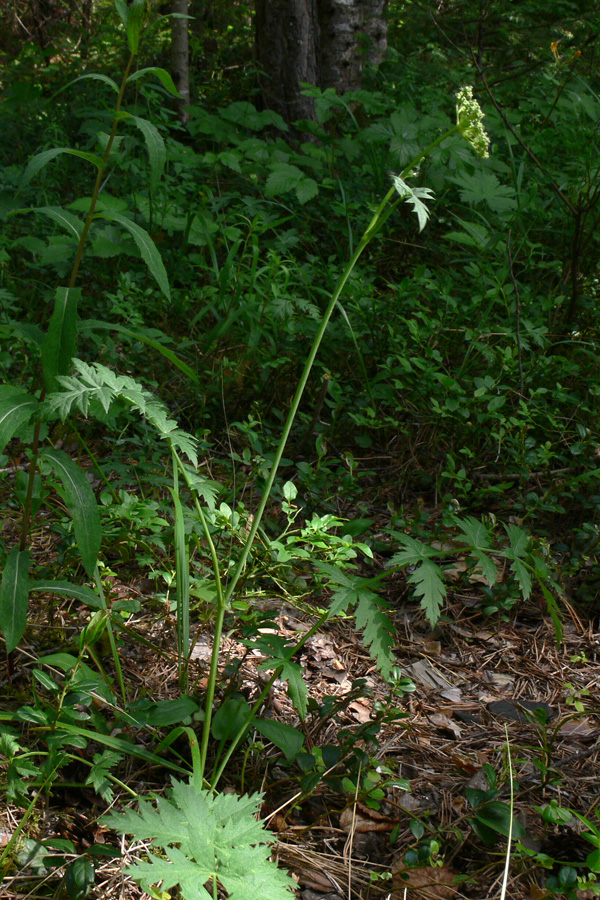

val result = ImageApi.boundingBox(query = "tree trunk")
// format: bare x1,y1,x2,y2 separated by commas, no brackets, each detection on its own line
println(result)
171,0,190,125
318,0,362,93
362,0,388,71
255,0,388,124
255,0,320,123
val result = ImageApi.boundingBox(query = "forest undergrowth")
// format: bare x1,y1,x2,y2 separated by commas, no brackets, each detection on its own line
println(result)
1,1,600,898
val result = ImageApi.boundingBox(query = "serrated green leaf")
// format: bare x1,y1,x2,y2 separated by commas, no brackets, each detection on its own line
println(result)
391,175,435,232
265,163,304,198
41,287,80,391
22,148,103,185
452,170,517,213
41,450,101,577
29,579,103,610
127,67,181,97
118,114,166,191
354,592,396,680
454,515,497,586
102,782,295,900
295,177,318,205
510,557,532,599
504,523,530,557
407,559,446,625
0,548,30,653
388,533,442,568
94,211,170,299
0,385,39,455
502,524,533,599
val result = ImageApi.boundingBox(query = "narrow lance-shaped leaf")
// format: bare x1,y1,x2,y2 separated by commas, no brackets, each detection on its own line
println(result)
0,385,39,455
59,73,119,95
127,67,181,97
0,548,30,653
95,210,170,300
114,0,128,29
125,0,146,54
41,449,101,578
9,206,85,241
78,320,200,384
118,113,166,191
21,148,103,186
41,287,81,392
29,579,103,610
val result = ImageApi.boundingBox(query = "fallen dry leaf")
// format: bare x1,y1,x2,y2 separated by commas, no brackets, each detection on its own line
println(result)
392,860,459,898
558,717,597,739
429,713,462,739
340,804,397,833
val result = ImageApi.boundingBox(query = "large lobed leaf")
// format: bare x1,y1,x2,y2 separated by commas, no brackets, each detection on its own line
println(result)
103,780,295,900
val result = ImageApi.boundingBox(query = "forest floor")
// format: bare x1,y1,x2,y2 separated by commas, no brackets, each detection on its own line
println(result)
2,571,599,899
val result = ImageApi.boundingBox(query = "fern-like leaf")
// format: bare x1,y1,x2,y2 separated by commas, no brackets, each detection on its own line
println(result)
502,524,532,599
46,360,198,465
454,515,497,586
388,535,446,625
391,175,435,232
317,563,396,679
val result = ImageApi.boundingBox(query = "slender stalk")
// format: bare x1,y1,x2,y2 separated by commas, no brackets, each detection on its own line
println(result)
93,567,126,703
68,51,136,290
173,451,226,780
222,125,461,608
210,606,333,790
19,52,137,565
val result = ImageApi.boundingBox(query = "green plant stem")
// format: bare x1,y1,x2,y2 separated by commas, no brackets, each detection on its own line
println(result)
210,606,332,790
222,125,461,609
19,51,136,578
171,458,190,689
0,762,62,878
173,452,226,781
68,51,136,290
94,567,126,703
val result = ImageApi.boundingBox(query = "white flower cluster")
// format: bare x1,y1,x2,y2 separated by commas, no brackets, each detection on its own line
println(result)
456,86,490,158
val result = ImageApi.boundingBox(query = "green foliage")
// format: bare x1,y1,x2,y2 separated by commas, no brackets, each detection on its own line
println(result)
388,518,561,632
3,1,600,894
46,359,198,464
103,781,295,900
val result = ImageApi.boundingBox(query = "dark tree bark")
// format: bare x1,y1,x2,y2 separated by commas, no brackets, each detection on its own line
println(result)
318,0,363,93
362,0,388,70
255,0,320,123
255,0,388,123
171,0,191,124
